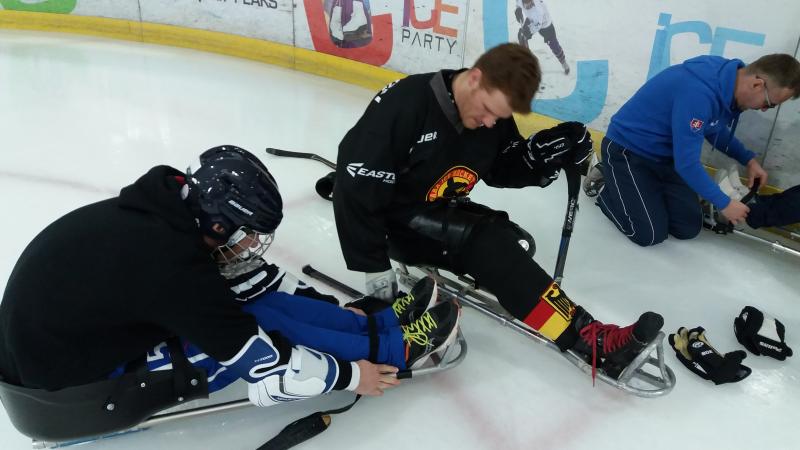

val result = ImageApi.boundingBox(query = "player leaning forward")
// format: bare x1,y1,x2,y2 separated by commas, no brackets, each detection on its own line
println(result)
332,43,665,378
0,147,434,413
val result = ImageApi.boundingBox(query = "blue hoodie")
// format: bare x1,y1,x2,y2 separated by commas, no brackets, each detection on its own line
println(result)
607,55,756,209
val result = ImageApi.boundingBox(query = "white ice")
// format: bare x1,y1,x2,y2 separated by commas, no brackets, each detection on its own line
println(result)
0,30,798,450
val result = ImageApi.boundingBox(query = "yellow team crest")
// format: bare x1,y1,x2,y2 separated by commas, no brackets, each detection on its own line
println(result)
426,166,478,202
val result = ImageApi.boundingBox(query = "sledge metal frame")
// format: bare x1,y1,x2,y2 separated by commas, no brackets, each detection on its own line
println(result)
396,264,676,398
702,184,800,259
729,228,800,258
32,398,255,448
30,281,468,449
32,349,468,449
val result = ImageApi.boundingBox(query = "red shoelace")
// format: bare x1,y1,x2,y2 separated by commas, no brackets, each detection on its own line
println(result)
579,322,635,384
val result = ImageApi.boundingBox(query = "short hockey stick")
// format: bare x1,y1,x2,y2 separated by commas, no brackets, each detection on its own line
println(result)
553,166,580,284
265,147,336,170
302,264,363,298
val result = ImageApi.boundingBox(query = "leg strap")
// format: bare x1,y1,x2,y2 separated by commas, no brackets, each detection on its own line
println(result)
367,316,379,363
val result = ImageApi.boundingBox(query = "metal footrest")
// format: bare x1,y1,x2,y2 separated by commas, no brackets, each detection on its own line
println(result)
397,264,675,398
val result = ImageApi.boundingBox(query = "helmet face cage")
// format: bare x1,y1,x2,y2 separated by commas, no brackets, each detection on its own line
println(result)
185,145,283,254
214,226,275,278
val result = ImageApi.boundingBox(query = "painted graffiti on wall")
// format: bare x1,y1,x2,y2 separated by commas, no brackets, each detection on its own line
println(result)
198,0,278,9
482,0,607,124
304,0,392,66
647,13,765,80
0,0,76,13
401,0,459,54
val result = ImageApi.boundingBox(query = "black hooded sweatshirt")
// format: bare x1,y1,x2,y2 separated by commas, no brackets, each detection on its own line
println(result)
0,166,267,390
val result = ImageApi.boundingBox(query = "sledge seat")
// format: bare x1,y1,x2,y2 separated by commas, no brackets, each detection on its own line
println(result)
0,339,208,442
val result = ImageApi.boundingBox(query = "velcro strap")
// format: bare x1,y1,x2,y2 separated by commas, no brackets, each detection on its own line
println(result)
367,316,378,363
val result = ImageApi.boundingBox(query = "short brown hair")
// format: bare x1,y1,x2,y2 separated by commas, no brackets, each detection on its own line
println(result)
473,43,541,113
745,54,800,99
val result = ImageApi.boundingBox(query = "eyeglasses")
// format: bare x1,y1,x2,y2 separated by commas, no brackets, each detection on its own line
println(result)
755,76,776,109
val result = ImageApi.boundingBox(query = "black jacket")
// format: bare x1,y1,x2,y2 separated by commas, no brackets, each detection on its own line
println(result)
333,70,550,273
0,166,260,390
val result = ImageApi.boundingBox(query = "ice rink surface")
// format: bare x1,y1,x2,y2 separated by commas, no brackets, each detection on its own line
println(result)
0,31,798,450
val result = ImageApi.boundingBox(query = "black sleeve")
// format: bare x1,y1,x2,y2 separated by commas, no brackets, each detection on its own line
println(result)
483,119,554,188
156,262,265,362
333,77,426,272
161,263,355,389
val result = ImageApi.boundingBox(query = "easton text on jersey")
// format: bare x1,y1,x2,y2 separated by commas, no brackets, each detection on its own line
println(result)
346,163,396,184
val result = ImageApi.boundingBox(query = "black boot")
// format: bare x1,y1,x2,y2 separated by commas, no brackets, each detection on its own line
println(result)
391,277,437,326
403,301,460,369
570,310,664,379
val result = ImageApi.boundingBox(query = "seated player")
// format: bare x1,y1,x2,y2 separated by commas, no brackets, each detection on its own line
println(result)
330,43,666,380
0,146,459,417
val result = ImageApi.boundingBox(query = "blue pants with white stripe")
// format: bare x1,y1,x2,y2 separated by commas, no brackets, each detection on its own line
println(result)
139,293,405,393
596,137,703,247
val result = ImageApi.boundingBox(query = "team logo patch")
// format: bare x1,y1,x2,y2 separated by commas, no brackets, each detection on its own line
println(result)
540,282,575,321
690,118,704,132
426,166,478,201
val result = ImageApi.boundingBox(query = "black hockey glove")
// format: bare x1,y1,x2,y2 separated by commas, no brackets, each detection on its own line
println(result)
514,6,524,24
344,295,393,315
226,258,276,302
669,327,751,385
734,306,793,360
294,285,340,305
523,122,593,186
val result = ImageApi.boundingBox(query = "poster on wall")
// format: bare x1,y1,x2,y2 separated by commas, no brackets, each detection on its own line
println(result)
139,0,294,45
0,0,140,20
294,0,467,74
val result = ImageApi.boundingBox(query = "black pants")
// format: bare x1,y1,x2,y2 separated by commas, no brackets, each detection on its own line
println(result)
386,201,555,322
747,185,800,229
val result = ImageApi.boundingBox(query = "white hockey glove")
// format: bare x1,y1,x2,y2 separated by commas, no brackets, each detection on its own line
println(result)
364,269,398,302
247,346,359,407
734,306,793,360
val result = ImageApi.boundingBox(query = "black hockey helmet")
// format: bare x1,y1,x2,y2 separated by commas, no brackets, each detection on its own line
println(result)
185,145,283,242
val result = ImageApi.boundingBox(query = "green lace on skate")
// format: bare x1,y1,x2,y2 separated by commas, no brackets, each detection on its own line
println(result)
401,311,437,345
391,292,415,318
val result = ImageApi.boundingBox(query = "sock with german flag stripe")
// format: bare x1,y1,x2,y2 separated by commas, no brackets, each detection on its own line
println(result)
459,221,590,350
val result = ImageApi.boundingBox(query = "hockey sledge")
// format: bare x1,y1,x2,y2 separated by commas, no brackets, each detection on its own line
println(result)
702,179,800,259
299,264,469,381
265,146,676,398
396,264,676,398
3,270,466,449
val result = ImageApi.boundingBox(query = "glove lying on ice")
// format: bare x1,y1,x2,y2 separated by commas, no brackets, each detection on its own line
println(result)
523,122,593,187
669,327,751,385
734,306,793,360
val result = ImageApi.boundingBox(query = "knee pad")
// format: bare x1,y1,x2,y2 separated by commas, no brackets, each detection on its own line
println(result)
407,201,509,252
247,346,346,407
507,222,536,258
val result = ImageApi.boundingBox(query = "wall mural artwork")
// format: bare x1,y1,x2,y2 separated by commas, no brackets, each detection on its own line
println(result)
2,0,797,188
647,13,765,80
482,0,608,125
0,0,76,13
305,0,392,66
